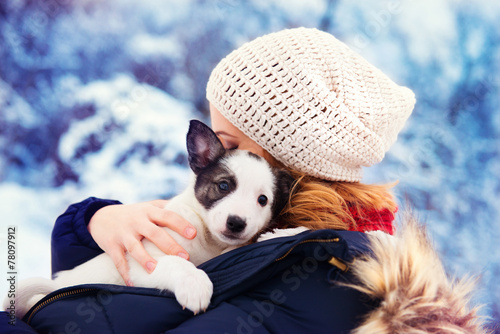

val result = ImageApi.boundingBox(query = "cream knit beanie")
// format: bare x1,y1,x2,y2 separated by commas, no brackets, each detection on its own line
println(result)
206,27,415,182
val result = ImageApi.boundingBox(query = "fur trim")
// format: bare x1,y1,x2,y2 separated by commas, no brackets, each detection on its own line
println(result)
347,214,489,334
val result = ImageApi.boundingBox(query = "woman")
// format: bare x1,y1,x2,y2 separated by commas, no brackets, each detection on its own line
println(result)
13,28,486,333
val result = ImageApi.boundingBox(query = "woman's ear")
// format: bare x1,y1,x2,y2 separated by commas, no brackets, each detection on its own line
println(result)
186,120,226,174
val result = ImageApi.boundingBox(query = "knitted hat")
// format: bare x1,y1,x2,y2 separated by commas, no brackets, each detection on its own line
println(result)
206,27,415,182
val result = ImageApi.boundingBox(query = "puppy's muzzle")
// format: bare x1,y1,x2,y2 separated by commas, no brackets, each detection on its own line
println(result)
226,215,246,234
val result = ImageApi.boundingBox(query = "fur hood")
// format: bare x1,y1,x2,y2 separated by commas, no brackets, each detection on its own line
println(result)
347,214,489,334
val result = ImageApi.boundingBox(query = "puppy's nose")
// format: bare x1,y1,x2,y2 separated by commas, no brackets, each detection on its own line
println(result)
226,216,246,233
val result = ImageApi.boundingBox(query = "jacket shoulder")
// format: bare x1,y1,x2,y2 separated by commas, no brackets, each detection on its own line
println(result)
347,214,489,334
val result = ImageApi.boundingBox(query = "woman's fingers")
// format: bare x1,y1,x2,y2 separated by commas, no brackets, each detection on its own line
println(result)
140,221,191,260
147,205,197,240
87,201,198,284
123,235,158,275
106,244,132,286
148,199,169,208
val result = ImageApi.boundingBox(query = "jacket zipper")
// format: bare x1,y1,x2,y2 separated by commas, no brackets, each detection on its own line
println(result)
274,238,349,271
25,239,345,324
274,238,340,262
25,287,99,325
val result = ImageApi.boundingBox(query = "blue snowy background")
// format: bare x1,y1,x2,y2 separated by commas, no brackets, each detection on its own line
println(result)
0,0,499,329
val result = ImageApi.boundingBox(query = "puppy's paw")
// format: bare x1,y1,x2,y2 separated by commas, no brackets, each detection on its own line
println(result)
258,227,310,242
174,269,213,314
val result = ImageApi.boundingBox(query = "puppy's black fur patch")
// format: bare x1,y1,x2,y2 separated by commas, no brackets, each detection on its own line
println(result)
186,119,294,218
195,163,237,210
271,169,294,219
187,120,237,209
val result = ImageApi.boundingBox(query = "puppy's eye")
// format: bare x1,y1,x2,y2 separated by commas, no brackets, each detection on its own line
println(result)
218,181,229,192
258,195,268,207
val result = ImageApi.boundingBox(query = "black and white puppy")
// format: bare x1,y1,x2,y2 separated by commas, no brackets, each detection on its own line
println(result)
8,120,293,317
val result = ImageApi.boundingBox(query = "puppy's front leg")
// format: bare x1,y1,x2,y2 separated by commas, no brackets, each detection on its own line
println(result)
128,255,213,314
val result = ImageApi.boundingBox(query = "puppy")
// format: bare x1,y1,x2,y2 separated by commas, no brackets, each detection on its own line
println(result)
6,120,293,318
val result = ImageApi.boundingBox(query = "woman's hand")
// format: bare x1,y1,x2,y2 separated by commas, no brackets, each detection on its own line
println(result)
87,200,197,286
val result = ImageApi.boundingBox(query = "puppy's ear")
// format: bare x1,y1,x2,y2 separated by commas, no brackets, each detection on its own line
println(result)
187,120,226,174
272,169,295,219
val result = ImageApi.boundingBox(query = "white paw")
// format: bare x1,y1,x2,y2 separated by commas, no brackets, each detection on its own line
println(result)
258,227,310,242
174,268,213,314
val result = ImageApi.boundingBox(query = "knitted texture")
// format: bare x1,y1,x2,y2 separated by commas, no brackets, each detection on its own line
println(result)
207,27,415,182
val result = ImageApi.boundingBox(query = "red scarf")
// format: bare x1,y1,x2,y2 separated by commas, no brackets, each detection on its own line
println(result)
347,206,395,235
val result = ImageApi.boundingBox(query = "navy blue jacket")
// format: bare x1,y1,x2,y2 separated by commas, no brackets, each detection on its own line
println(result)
2,197,378,334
